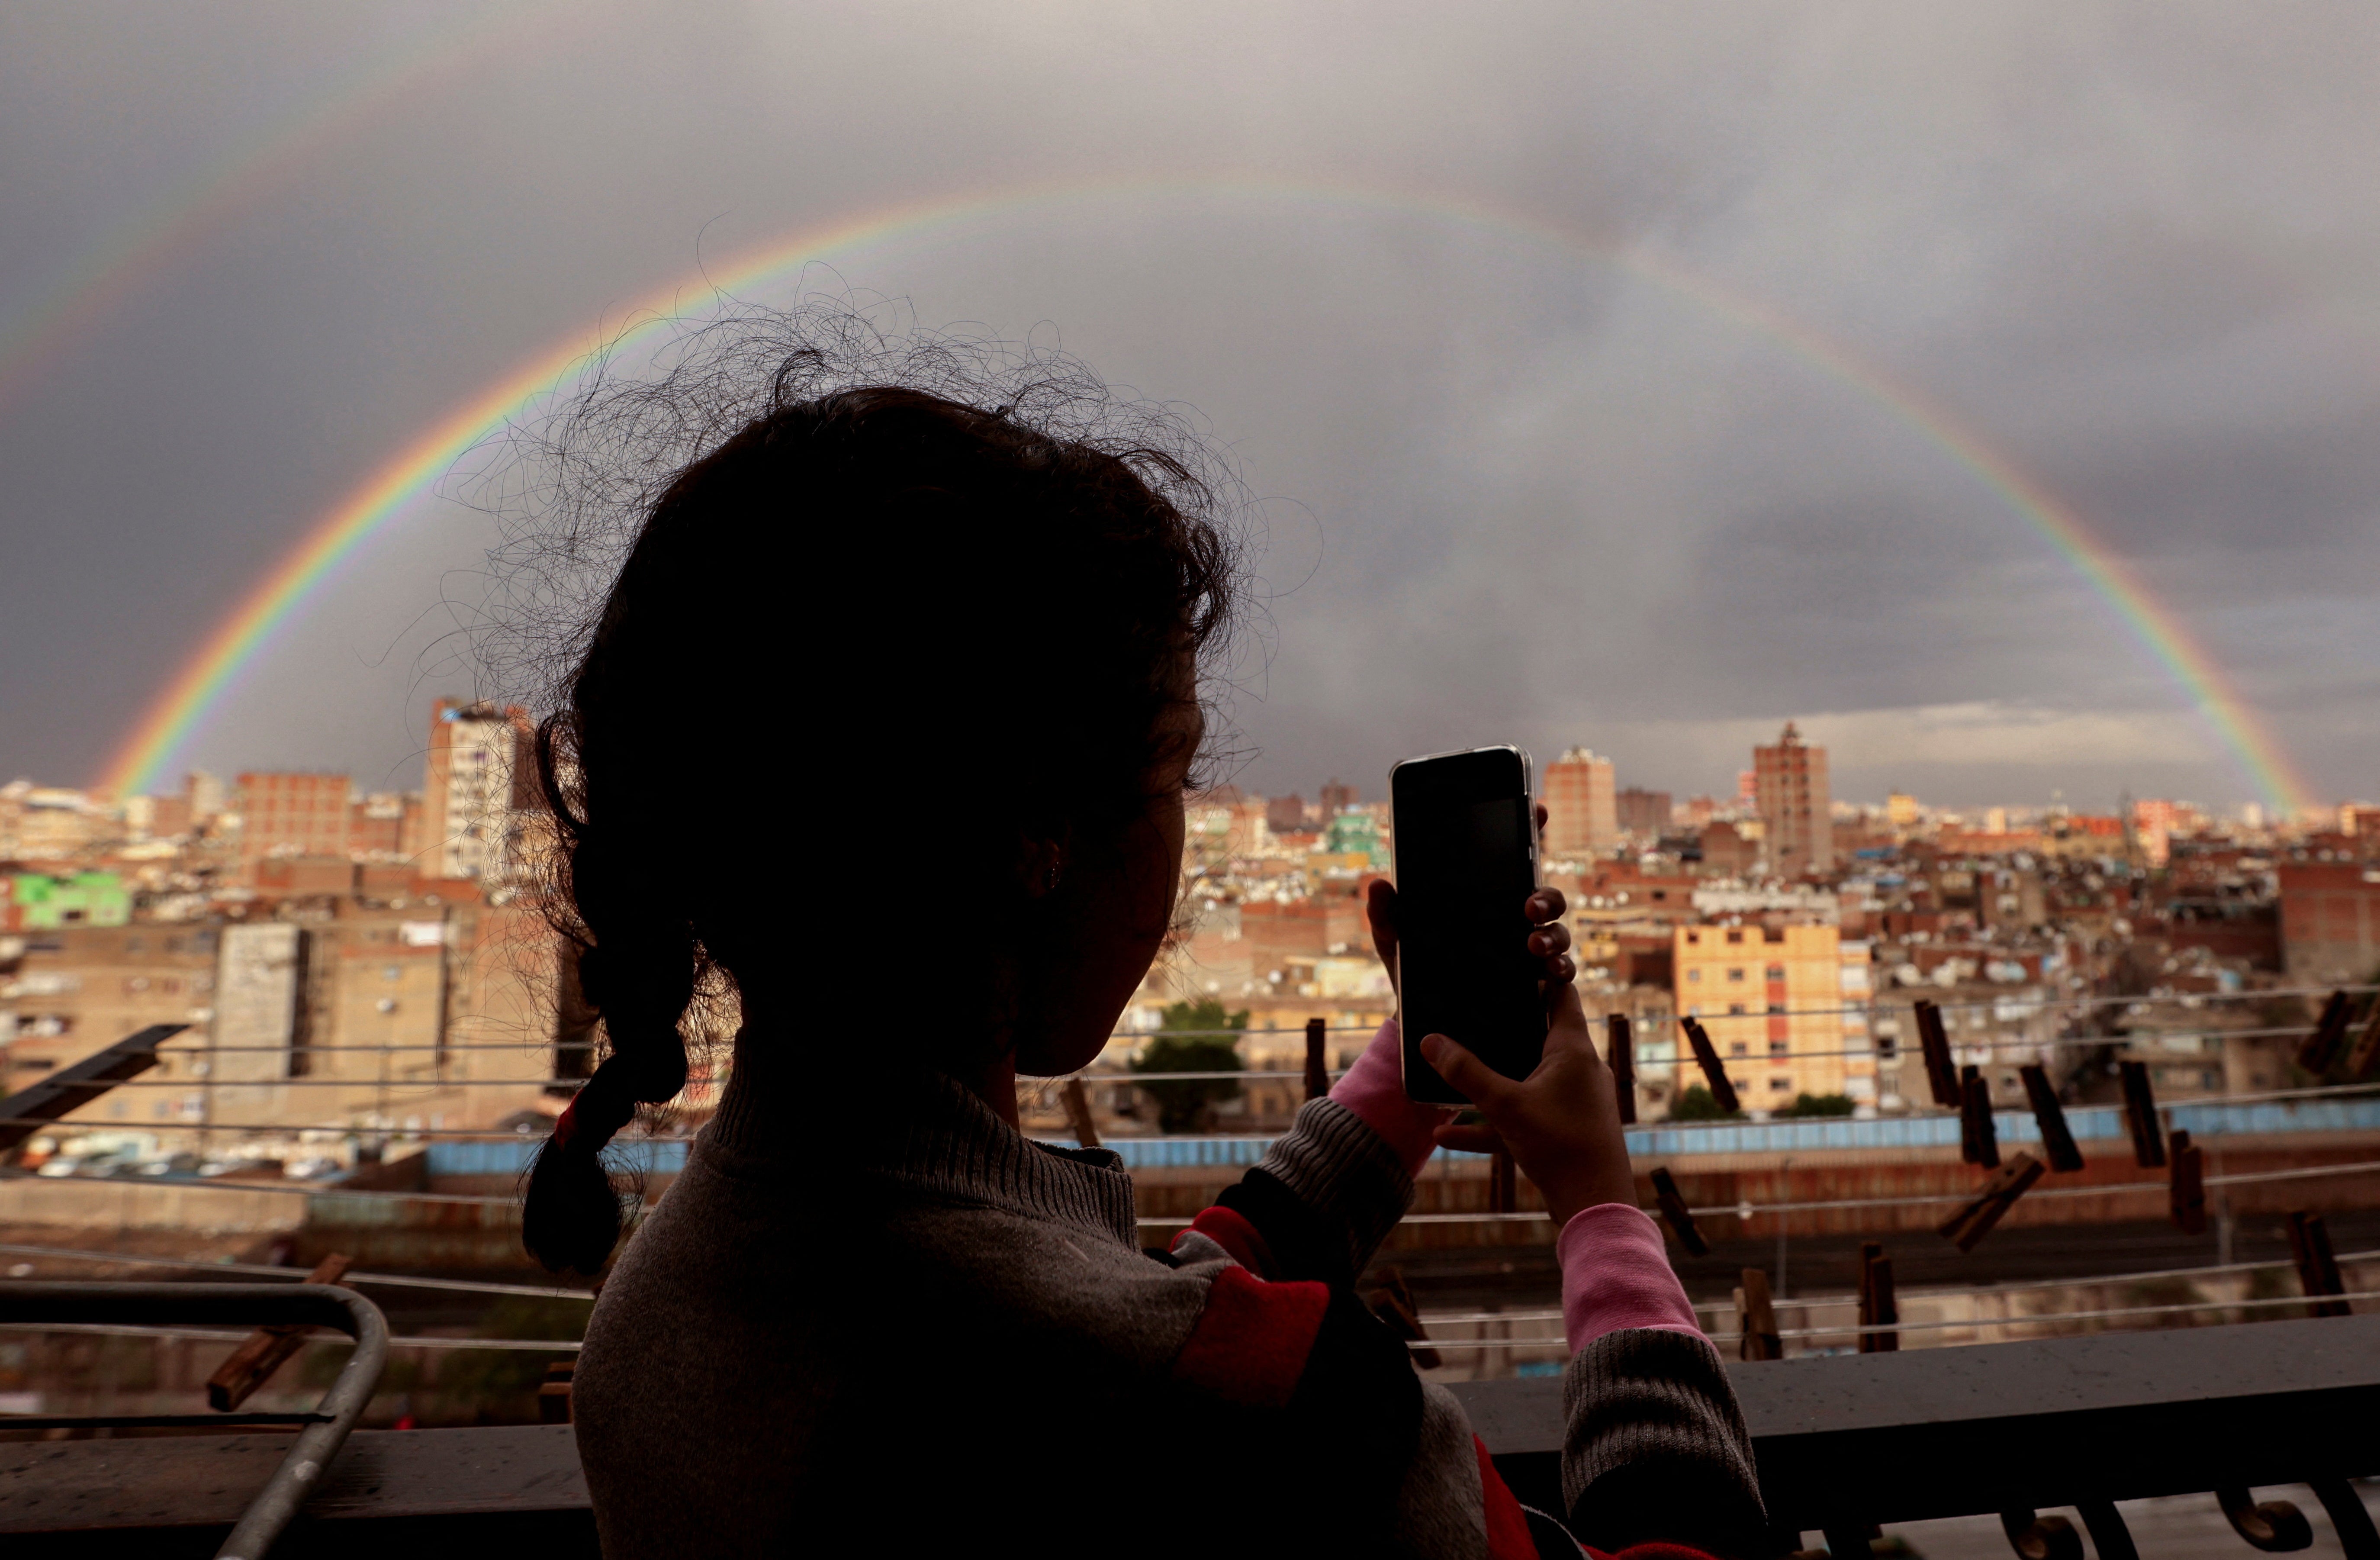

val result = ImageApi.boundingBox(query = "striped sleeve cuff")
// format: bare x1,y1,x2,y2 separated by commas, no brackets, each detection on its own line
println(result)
1220,1097,1415,1286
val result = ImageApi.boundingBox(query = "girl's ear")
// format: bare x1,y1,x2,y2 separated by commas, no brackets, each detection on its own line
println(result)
1015,831,1067,899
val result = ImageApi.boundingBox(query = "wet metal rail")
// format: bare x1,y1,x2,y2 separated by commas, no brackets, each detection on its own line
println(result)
0,1282,387,1560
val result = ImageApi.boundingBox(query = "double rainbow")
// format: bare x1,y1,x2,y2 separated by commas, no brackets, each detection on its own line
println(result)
88,177,2319,815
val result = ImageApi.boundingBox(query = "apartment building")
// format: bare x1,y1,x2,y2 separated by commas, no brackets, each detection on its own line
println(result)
1671,921,1875,1109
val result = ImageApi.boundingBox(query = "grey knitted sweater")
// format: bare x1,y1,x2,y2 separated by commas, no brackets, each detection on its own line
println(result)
572,1056,1765,1558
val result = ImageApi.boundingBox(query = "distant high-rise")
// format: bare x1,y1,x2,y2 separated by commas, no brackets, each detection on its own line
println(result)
188,770,228,823
1616,787,1672,838
235,772,353,879
1753,723,1833,877
423,699,534,881
1543,748,1619,857
1886,791,1920,832
2132,798,2179,868
1319,777,1359,816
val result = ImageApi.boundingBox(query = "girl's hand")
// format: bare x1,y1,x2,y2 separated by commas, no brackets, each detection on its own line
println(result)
1424,979,1635,1228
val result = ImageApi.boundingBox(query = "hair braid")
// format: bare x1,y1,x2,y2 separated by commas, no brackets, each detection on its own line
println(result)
520,828,696,1273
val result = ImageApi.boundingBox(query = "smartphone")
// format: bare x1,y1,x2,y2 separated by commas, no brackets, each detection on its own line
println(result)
1389,745,1544,1104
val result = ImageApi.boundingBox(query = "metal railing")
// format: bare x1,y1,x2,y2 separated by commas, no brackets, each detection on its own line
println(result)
0,1281,388,1560
1451,1312,2380,1559
5,1313,2373,1557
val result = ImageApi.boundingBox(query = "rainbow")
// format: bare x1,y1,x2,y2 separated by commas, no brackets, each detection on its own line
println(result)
0,2,560,413
89,177,2322,814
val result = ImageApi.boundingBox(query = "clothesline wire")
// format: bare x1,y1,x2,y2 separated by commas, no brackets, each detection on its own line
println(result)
37,1076,2380,1150
1409,1287,2380,1353
1409,1247,2380,1328
1129,1157,2380,1228
103,983,2374,1060
7,1237,2367,1317
1103,983,2378,1037
11,1287,2368,1364
23,1140,2380,1221
0,1241,592,1299
0,1320,582,1353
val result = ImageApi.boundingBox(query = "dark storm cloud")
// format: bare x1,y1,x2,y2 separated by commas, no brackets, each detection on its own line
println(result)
0,0,2374,812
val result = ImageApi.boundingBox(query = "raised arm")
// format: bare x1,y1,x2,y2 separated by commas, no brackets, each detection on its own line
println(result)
1424,961,1770,1559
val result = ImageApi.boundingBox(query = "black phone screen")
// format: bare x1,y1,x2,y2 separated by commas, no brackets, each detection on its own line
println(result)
1391,747,1544,1104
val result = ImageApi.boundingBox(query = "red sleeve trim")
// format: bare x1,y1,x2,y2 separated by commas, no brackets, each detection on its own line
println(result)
1589,1545,1729,1560
1474,1436,1541,1560
1176,1204,1280,1280
1170,1264,1330,1410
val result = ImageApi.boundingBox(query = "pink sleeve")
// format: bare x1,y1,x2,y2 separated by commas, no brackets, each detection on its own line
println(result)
1558,1201,1707,1350
1326,1018,1446,1178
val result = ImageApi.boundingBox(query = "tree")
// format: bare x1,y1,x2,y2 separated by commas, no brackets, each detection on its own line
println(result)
1667,1084,1742,1122
1776,1092,1857,1119
1131,999,1248,1132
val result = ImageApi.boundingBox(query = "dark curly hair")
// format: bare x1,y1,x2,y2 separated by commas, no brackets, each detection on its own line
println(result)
502,307,1242,1273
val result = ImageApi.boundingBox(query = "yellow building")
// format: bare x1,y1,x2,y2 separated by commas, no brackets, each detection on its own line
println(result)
1671,922,1875,1112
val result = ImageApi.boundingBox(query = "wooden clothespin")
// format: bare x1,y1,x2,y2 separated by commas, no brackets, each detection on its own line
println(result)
1303,1016,1330,1102
1936,1152,2045,1253
1737,1268,1782,1361
2117,1060,2165,1168
1489,1148,1517,1214
2018,1063,2085,1172
1679,1016,1739,1115
206,1253,354,1412
1856,1243,1898,1353
2287,1210,2350,1318
1606,1013,1637,1125
2342,1000,2380,1080
1650,1167,1709,1256
1959,1064,2000,1169
1366,1266,1440,1369
1914,999,1961,1108
2168,1128,2206,1235
537,1360,575,1424
2297,990,2353,1074
1060,1078,1100,1149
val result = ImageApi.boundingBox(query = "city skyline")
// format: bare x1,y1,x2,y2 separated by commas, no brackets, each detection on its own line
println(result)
0,716,2356,833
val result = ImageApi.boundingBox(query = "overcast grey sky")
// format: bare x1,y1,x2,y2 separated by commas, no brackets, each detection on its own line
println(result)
3,1,2376,814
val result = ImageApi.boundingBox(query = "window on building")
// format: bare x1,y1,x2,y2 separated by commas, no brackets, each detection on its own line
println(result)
1766,964,1785,980
1728,1003,1747,1016
383,965,402,981
1767,1003,1785,1015
1727,968,1745,983
1730,1042,1749,1057
1687,969,1701,983
1769,1077,1792,1092
1877,1034,1898,1059
1726,930,1744,944
1770,1040,1790,1056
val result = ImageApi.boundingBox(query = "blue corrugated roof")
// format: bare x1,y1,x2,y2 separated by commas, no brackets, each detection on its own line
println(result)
426,1094,2380,1179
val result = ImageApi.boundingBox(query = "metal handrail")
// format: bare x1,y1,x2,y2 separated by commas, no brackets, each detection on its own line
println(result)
0,1281,387,1560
